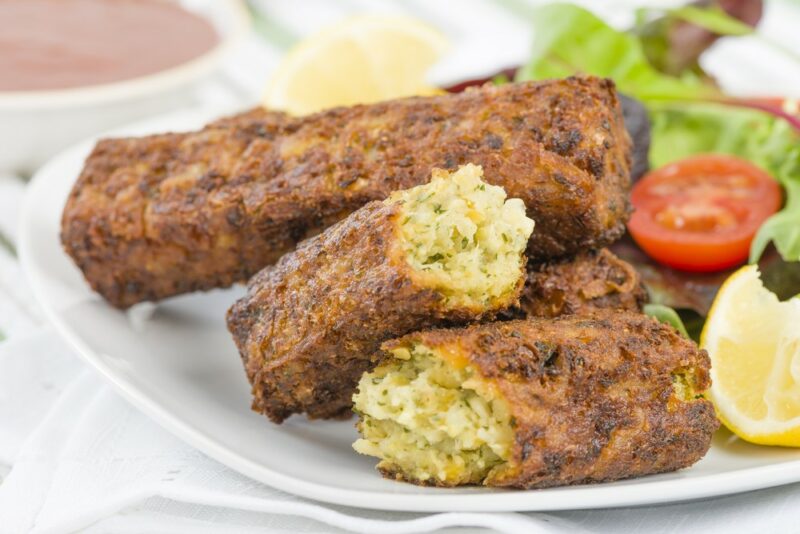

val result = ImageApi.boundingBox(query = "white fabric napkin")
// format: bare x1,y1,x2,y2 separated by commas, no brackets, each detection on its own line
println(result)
5,323,800,533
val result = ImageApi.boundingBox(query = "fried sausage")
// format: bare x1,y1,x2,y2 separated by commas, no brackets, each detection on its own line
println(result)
353,312,718,488
227,165,534,423
62,76,631,308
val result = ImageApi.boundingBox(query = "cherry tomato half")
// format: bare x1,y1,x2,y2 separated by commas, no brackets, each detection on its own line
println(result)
627,154,782,272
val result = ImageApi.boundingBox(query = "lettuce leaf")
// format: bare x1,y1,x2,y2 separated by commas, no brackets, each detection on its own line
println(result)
633,2,759,78
515,3,717,101
643,303,690,338
648,102,800,262
752,181,800,262
514,2,800,263
666,5,755,36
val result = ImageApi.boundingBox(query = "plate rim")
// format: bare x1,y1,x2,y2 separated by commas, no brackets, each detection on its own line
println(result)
17,108,800,513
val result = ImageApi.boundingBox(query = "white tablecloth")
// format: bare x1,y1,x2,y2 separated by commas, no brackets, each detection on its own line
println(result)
2,1,800,532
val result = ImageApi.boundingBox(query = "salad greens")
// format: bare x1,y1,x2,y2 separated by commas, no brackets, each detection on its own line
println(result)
512,1,800,329
515,3,717,102
762,255,800,301
633,2,759,78
663,5,754,36
643,303,690,338
753,180,800,263
517,2,800,264
648,102,800,262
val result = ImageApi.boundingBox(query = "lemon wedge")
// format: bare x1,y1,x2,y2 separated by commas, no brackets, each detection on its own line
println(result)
702,264,800,446
262,16,449,115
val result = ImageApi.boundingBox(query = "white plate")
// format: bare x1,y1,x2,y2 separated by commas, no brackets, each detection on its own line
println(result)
18,109,800,513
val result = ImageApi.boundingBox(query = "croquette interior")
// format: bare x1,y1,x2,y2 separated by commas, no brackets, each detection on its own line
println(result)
388,164,534,310
671,368,704,403
352,342,514,486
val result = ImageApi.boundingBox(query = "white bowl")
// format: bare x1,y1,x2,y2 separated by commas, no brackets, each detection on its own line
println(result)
0,0,250,175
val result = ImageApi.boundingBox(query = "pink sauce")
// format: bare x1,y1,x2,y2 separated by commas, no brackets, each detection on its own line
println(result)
0,0,219,91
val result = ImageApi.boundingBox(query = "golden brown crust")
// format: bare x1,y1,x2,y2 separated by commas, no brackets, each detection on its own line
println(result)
62,76,631,308
510,249,647,319
226,200,524,423
60,109,291,307
381,312,718,489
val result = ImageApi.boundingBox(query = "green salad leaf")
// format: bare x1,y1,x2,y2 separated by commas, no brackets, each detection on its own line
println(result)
515,3,717,102
648,102,800,262
643,303,690,338
632,3,758,77
666,5,755,36
761,255,800,301
515,2,800,265
752,180,800,262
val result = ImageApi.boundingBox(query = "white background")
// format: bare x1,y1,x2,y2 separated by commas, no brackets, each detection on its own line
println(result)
1,0,799,532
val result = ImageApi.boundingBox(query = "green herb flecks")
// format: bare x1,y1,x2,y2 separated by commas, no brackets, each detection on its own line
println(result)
425,253,445,264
